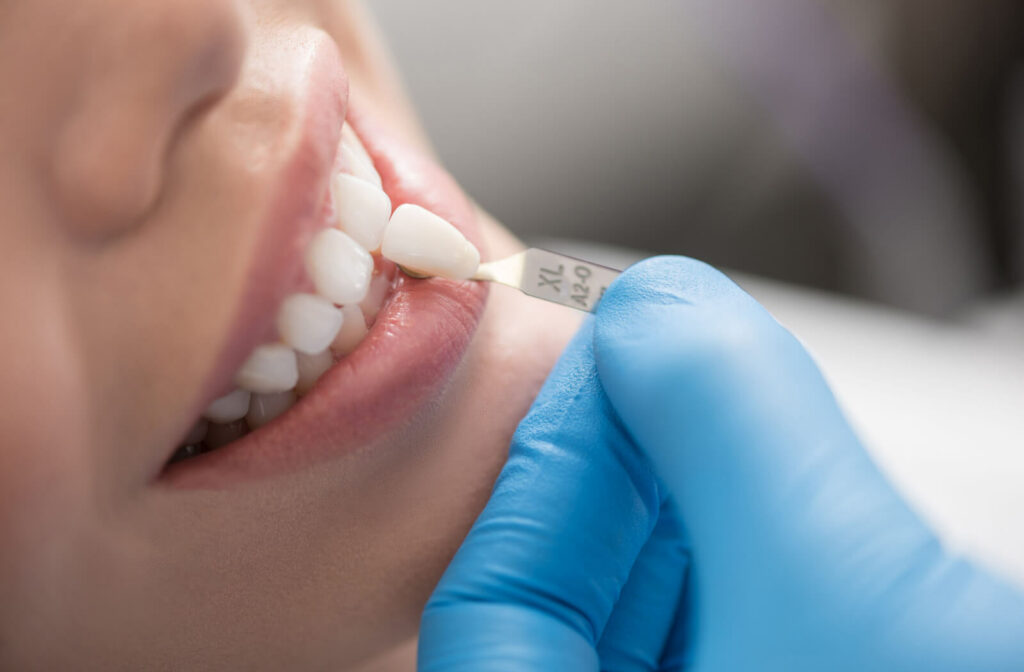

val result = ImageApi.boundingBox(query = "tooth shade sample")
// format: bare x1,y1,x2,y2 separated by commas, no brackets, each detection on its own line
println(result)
331,304,368,356
206,420,248,450
295,349,334,396
305,228,373,305
339,142,383,188
203,389,251,423
247,391,296,429
235,344,299,394
333,174,391,251
359,272,392,323
381,204,480,280
277,293,345,355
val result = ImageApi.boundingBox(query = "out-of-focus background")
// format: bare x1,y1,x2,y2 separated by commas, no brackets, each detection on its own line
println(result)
372,0,1024,317
369,1,1024,584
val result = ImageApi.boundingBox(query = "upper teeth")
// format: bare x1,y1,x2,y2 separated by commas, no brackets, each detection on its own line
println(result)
276,293,345,355
305,228,374,306
191,122,481,452
339,142,383,188
340,123,380,186
332,174,392,251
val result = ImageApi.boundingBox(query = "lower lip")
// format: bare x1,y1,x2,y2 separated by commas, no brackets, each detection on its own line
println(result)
162,112,488,488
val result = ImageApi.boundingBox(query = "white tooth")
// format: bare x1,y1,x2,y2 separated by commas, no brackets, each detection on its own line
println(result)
331,304,368,356
246,391,296,429
339,142,383,188
203,389,251,423
305,228,373,305
333,174,391,251
359,272,392,323
205,420,248,449
295,349,334,396
184,419,209,445
342,123,373,166
381,204,480,281
277,293,345,355
235,344,299,394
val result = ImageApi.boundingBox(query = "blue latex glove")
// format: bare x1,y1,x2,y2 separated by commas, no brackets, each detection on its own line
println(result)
419,256,1024,671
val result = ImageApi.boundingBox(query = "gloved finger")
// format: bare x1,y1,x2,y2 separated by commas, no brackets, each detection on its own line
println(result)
656,561,692,672
419,320,665,671
596,498,689,672
594,256,1024,669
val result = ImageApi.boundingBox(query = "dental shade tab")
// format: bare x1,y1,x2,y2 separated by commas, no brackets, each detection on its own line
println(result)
473,249,620,313
378,203,620,313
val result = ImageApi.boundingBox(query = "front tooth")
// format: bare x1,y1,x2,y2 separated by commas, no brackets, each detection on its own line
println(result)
295,349,334,396
203,389,251,423
247,391,296,429
305,228,373,305
277,293,345,355
235,344,299,393
333,174,391,251
331,304,368,356
339,142,383,188
381,204,480,281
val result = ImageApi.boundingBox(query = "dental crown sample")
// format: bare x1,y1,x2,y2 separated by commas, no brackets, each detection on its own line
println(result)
380,204,480,281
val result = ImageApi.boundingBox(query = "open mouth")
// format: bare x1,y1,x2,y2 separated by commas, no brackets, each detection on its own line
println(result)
160,55,488,488
166,122,397,466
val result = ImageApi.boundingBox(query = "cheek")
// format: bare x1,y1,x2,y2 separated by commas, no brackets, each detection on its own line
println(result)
63,92,289,471
65,172,261,469
0,257,94,530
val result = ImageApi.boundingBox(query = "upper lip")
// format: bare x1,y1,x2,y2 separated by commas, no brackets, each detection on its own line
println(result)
159,35,488,487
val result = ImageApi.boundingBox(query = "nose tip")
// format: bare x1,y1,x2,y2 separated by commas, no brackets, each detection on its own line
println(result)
51,1,247,237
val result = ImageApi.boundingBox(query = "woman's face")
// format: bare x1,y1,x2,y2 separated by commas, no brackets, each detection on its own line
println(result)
0,1,579,668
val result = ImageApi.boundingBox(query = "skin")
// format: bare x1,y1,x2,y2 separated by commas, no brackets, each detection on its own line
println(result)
0,1,580,669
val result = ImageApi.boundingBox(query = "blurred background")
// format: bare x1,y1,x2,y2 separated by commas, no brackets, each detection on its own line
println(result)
371,0,1024,317
367,0,1024,585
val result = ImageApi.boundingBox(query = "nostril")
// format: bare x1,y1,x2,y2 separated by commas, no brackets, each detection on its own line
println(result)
49,1,247,239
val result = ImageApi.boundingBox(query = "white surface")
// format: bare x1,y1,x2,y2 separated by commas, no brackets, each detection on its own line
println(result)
751,279,1024,587
545,241,1024,587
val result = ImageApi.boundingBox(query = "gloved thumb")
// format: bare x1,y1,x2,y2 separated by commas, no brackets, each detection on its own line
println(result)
593,256,1024,670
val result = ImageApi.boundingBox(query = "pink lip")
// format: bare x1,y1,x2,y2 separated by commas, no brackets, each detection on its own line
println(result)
161,48,488,488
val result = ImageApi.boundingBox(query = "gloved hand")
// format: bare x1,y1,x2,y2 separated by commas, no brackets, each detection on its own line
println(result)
418,256,1024,671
